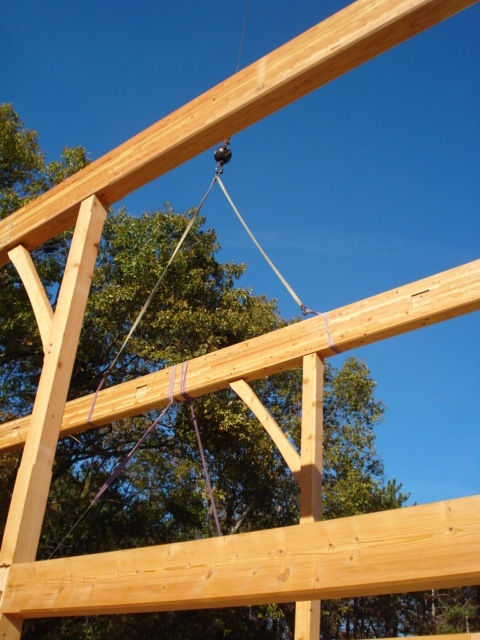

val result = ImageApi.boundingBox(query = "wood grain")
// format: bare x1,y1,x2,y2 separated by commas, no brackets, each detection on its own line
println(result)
0,259,478,453
3,495,479,617
1,0,476,266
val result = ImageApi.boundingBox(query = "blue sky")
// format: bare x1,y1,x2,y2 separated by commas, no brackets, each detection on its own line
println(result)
2,0,479,507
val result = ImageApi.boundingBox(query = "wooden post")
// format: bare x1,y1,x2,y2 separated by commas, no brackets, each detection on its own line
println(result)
295,353,324,639
0,195,107,638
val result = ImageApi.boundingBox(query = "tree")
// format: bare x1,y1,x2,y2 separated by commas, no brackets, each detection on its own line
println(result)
3,104,474,639
0,104,90,419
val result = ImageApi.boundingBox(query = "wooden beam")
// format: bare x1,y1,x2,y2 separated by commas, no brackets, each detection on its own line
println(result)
8,245,54,353
0,0,476,267
0,196,107,638
0,259,478,453
295,354,324,640
0,196,107,569
298,354,324,525
2,495,479,618
229,379,301,477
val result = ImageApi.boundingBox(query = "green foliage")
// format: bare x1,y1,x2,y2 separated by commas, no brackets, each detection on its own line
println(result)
0,103,90,218
0,103,45,217
0,105,91,417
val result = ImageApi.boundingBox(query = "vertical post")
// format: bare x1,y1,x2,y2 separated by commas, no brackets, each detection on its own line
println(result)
294,352,324,640
0,195,107,638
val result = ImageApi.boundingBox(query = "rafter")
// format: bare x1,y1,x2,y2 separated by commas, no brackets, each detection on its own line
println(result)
0,0,476,267
2,495,479,618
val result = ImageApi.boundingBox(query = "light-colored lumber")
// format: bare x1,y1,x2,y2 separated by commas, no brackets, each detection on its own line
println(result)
7,245,54,353
298,354,324,525
0,196,107,569
0,197,106,638
229,379,301,477
0,0,476,267
2,495,479,618
0,259,478,453
295,354,324,640
0,615,22,637
295,602,321,640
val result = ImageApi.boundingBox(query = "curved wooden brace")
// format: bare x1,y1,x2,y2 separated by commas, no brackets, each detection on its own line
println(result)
7,245,54,353
229,379,301,478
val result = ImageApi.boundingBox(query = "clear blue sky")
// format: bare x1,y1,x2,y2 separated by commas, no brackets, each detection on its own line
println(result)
2,0,479,506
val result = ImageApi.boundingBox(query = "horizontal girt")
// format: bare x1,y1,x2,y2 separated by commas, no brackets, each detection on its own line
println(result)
0,259,478,452
0,0,476,266
2,495,479,617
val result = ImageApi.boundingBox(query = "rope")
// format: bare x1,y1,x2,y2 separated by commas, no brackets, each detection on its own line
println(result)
51,360,227,558
235,0,251,73
87,176,217,427
215,173,343,351
322,311,341,354
49,368,178,559
107,177,217,374
215,174,316,316
180,362,222,537
92,404,174,504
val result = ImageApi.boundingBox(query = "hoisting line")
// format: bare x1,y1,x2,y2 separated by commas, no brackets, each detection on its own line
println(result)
235,0,251,74
215,174,319,317
49,368,178,559
87,175,217,426
93,362,221,535
214,154,341,352
50,363,222,558
180,361,222,537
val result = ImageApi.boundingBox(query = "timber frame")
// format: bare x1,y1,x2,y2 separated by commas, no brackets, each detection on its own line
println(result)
0,0,478,637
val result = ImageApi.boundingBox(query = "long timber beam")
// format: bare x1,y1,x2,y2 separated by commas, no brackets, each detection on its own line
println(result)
1,259,478,453
0,0,477,267
2,495,479,618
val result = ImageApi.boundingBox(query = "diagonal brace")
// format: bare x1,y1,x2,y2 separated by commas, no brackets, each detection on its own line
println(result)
8,245,54,353
230,379,301,478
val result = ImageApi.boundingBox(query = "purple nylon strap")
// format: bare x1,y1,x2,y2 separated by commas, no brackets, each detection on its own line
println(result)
87,369,110,427
180,361,223,537
91,362,222,536
91,366,177,504
323,311,341,354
